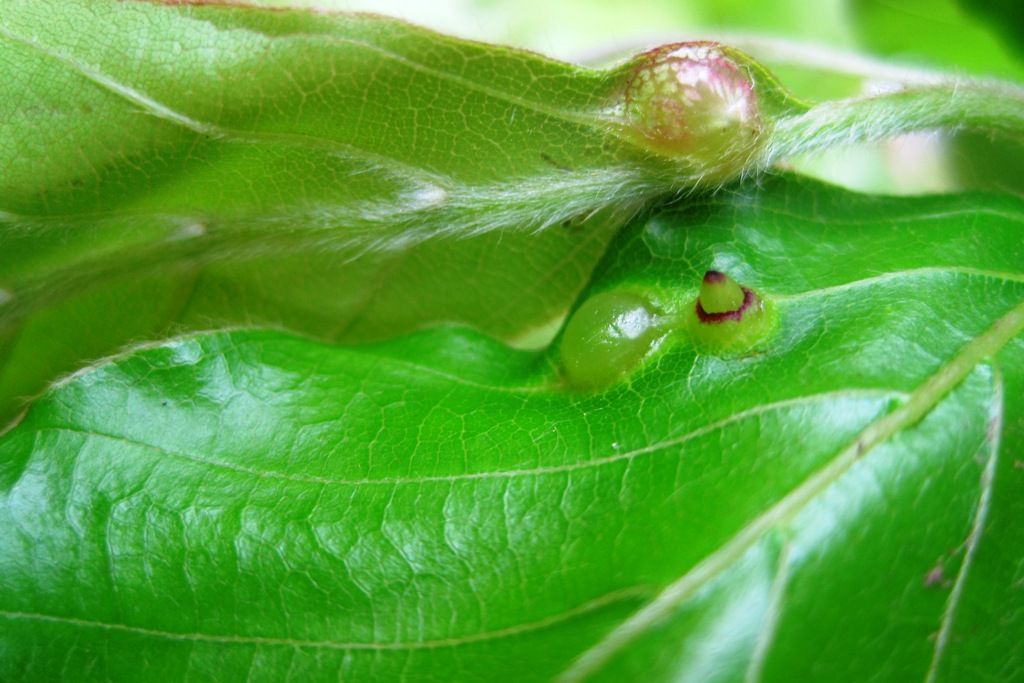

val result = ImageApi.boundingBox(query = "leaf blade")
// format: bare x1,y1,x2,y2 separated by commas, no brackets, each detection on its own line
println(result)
2,175,1022,681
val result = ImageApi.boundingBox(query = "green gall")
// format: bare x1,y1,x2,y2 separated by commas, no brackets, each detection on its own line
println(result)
561,291,665,390
698,270,745,313
687,270,777,354
622,42,764,182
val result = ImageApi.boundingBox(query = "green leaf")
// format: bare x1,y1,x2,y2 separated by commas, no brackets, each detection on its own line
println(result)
3,175,1022,682
0,0,670,420
8,0,1024,427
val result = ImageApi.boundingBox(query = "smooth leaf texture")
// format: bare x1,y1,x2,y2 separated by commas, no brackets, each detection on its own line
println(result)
1,0,696,421
2,175,1023,682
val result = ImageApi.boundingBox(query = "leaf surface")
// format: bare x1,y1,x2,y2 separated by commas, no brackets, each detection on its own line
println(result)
2,175,1022,682
0,0,678,420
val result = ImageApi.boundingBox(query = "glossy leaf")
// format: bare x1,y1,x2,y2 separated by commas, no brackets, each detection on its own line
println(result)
2,175,1022,682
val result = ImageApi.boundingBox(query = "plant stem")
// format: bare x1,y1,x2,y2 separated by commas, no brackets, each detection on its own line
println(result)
765,79,1024,161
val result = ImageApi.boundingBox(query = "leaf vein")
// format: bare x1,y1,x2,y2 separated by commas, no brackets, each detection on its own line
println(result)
289,32,610,131
775,266,1024,302
38,389,900,487
0,24,446,187
556,299,1024,683
743,540,793,683
923,365,1004,683
0,586,646,651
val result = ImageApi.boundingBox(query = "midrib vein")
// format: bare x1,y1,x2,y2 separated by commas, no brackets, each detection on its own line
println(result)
557,297,1024,683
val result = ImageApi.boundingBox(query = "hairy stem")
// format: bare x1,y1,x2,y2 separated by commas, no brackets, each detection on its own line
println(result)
765,78,1024,161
